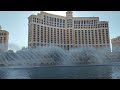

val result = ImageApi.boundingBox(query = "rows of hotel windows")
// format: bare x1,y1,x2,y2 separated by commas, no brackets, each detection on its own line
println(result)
29,15,66,28
74,20,98,25
67,19,73,28
0,37,6,43
0,33,7,36
44,15,66,28
74,29,109,44
29,24,72,44
74,20,108,28
29,43,109,49
30,16,108,30
28,24,109,46
74,24,108,29
29,17,43,24
0,33,7,43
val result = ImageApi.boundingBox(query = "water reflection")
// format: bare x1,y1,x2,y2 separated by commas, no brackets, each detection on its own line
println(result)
0,65,117,79
0,68,30,79
112,66,120,79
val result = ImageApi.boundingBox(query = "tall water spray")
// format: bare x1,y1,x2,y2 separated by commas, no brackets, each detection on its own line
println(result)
0,45,120,66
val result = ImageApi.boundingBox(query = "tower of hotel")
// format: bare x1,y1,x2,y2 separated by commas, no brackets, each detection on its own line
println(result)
0,25,9,51
28,11,110,50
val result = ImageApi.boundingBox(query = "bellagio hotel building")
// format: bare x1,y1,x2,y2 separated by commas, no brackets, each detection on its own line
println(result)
28,11,110,50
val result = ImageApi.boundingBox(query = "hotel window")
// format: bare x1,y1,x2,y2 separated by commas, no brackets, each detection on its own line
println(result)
81,20,83,24
4,33,6,36
79,21,80,25
37,18,38,23
54,28,56,43
54,18,56,22
63,30,65,44
74,21,76,24
57,18,59,22
44,15,46,20
44,30,46,43
57,29,59,43
84,20,86,24
98,24,100,28
88,31,90,44
98,30,101,44
37,38,39,42
33,17,35,22
60,19,62,23
106,23,108,27
37,25,39,30
107,39,109,43
75,30,77,44
41,20,43,24
47,16,49,21
41,26,43,29
85,30,87,44
49,17,51,21
63,20,65,24
34,24,36,30
57,22,59,27
62,24,64,28
48,27,49,43
92,20,93,24
106,29,108,32
51,28,53,43
102,30,105,43
35,18,36,22
103,24,104,28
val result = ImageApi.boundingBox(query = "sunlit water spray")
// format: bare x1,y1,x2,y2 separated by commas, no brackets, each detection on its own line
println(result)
0,45,117,66
0,45,120,79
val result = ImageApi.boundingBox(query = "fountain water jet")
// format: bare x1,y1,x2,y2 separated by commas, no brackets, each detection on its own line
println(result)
0,46,120,67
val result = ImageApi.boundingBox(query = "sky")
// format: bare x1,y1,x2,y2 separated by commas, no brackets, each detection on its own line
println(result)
0,11,119,51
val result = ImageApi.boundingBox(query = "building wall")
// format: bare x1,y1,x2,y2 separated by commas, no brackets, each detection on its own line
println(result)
0,27,9,51
28,11,110,50
111,36,120,46
111,36,120,52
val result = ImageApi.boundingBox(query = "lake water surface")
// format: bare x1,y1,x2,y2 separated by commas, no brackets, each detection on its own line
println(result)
0,65,119,79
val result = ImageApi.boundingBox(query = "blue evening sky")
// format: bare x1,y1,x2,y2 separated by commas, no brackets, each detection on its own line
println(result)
0,11,119,51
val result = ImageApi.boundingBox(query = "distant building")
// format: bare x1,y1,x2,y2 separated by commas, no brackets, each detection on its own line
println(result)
28,11,110,50
111,36,120,51
111,36,120,46
0,26,9,52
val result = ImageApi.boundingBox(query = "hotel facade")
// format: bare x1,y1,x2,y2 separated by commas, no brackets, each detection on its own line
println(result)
28,11,110,50
0,26,9,51
111,36,120,47
111,36,120,52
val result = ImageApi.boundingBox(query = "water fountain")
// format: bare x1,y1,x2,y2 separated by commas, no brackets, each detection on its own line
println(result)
0,45,120,79
0,45,116,66
0,46,110,66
